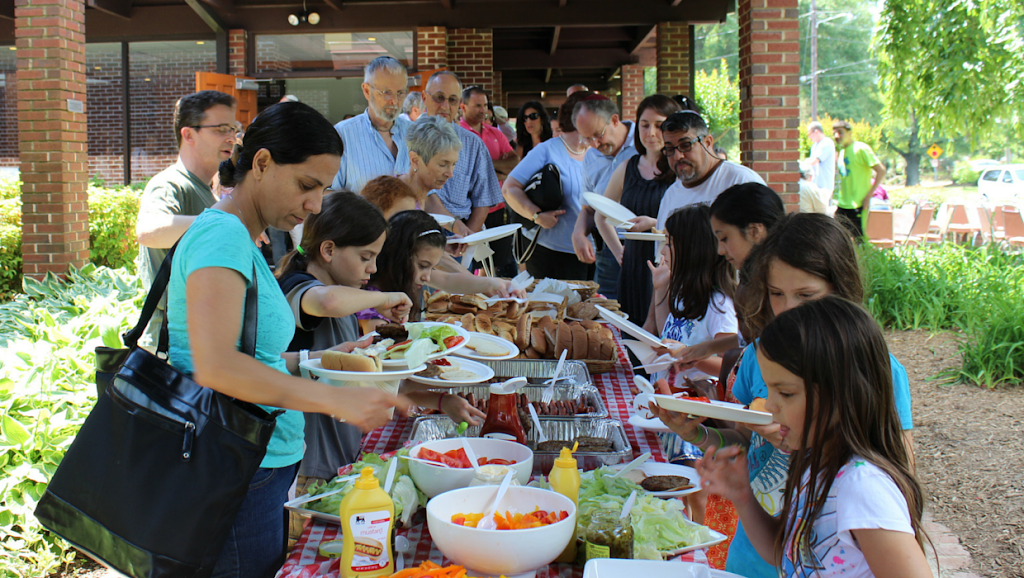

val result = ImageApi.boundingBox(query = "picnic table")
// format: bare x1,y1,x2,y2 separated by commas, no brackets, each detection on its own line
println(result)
277,328,711,578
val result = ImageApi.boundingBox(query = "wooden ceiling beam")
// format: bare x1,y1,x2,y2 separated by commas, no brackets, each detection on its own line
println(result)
184,0,226,32
87,0,131,19
627,24,657,54
0,0,13,20
496,47,632,70
549,25,560,55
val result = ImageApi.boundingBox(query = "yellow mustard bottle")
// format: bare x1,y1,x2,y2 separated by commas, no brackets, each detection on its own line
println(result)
549,445,581,563
338,467,395,577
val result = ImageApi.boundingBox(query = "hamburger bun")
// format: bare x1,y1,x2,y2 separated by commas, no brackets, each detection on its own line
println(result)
485,301,507,317
455,293,488,309
426,291,451,305
571,324,588,359
450,302,478,315
537,315,555,335
321,351,381,372
580,320,601,332
493,320,515,334
427,299,451,313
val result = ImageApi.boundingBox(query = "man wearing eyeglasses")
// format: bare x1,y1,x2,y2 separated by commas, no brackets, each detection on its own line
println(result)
421,71,504,239
135,90,238,348
652,111,764,231
331,55,413,194
569,95,636,298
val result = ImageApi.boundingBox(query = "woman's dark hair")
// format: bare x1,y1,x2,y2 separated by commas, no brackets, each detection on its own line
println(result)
740,213,863,339
557,91,592,134
370,210,447,321
274,191,387,279
663,205,735,320
758,296,927,566
219,101,343,188
634,94,682,185
709,182,786,234
515,100,552,157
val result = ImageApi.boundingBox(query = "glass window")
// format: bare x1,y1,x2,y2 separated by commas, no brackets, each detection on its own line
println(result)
255,32,413,75
1003,171,1014,183
129,40,216,183
87,43,124,185
1016,170,1024,182
0,47,17,172
982,170,1001,182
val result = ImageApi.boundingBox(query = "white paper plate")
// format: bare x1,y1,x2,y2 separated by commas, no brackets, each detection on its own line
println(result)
428,213,456,227
446,223,521,245
584,559,740,578
607,462,701,497
664,524,729,556
583,192,637,226
628,413,673,433
622,339,674,372
652,394,774,426
300,358,427,383
450,332,519,361
407,357,495,387
566,310,628,324
380,322,472,368
623,232,667,242
595,304,665,348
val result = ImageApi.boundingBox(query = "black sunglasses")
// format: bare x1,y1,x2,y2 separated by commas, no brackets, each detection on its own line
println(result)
523,112,541,120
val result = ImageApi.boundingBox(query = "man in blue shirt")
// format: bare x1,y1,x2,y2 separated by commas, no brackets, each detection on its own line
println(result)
421,71,504,238
569,95,637,298
331,56,412,194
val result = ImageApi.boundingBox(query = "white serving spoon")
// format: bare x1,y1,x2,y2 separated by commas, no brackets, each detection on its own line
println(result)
611,451,651,479
477,469,515,531
461,438,483,474
527,402,548,443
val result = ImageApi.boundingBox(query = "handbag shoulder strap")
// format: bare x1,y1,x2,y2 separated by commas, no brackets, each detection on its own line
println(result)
124,244,259,358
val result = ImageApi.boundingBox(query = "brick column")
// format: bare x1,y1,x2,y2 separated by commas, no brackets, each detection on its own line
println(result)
17,0,89,279
446,28,496,99
620,64,645,121
738,0,800,209
656,22,691,97
417,26,448,70
228,29,247,77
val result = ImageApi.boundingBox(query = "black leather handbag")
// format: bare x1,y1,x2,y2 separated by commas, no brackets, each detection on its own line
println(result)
510,163,563,262
35,245,281,578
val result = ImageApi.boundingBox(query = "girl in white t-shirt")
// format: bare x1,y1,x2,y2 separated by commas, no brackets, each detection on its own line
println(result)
697,297,931,578
650,204,737,523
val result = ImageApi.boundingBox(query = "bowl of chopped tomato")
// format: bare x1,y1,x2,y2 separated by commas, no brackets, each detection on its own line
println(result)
408,438,533,498
426,485,576,578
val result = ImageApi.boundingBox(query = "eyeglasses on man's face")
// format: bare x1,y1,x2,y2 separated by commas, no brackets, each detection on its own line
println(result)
429,92,462,108
523,112,541,121
581,123,608,144
192,124,238,137
661,137,704,157
369,85,408,103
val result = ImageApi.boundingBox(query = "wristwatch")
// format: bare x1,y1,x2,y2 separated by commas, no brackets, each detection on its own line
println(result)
531,212,540,223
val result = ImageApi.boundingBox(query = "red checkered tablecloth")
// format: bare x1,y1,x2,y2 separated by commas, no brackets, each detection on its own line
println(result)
277,328,708,578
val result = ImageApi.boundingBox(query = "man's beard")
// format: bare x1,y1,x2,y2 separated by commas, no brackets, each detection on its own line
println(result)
675,160,698,182
372,102,398,122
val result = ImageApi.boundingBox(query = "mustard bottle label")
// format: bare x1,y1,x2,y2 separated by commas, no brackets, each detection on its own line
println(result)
585,541,610,560
349,510,391,572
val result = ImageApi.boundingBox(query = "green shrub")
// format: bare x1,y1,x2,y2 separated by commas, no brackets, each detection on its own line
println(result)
0,264,145,576
0,195,22,300
88,184,141,271
952,162,981,185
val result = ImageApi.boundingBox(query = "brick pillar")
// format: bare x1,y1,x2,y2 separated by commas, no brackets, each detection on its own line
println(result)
738,0,800,209
417,26,448,70
620,64,645,121
446,28,496,98
656,22,691,97
17,0,89,279
228,29,247,77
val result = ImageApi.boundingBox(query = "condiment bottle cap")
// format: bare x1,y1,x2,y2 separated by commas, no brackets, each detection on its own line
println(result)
354,466,380,490
554,443,578,468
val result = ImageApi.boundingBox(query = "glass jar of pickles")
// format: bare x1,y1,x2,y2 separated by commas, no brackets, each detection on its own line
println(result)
584,509,633,560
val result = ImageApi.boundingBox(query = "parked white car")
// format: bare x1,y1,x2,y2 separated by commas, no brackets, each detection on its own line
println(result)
977,164,1024,201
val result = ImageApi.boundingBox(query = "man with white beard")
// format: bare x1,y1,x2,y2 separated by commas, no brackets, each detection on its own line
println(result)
331,56,412,193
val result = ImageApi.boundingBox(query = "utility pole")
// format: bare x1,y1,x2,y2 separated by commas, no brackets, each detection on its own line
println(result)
810,0,818,120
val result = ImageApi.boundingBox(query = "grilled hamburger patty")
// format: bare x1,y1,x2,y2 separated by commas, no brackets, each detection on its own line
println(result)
639,475,692,492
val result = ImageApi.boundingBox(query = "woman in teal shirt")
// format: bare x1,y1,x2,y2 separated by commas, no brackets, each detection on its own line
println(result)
166,102,410,578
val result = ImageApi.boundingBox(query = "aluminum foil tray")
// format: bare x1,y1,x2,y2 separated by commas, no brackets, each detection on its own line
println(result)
430,384,608,419
477,359,591,388
410,416,632,473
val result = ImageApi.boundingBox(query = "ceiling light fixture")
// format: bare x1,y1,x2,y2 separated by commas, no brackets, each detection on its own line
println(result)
368,37,376,41
288,0,319,26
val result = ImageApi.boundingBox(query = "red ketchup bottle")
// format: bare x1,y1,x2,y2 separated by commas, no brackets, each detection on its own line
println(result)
480,382,528,445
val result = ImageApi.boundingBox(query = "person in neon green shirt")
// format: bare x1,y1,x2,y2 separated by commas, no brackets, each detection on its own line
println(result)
832,120,885,238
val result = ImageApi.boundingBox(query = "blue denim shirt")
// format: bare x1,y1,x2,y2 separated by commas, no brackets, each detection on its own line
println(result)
331,110,411,194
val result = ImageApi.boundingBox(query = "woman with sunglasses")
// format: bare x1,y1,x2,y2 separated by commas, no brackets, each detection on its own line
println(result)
515,101,553,159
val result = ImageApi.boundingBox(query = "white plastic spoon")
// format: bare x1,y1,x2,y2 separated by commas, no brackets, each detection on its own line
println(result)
611,451,651,479
394,535,412,571
620,489,638,521
461,438,483,474
399,455,453,468
383,456,398,493
527,402,548,443
477,469,515,531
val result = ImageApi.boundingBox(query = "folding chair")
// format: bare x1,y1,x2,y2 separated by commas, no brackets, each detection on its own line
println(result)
865,209,895,248
1002,207,1024,248
897,206,934,246
944,203,977,244
925,203,953,243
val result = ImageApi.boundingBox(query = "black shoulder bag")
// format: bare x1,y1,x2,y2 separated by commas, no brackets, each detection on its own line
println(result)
35,244,282,578
509,163,563,263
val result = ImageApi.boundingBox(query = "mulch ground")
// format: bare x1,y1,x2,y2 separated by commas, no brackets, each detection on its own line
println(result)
887,330,1024,578
57,329,1024,578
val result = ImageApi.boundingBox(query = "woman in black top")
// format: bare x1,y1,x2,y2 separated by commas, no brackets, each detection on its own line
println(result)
515,100,552,159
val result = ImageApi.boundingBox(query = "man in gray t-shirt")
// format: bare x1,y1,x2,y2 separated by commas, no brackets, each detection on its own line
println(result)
135,90,238,347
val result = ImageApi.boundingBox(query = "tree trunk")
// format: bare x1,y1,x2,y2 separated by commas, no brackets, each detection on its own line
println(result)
903,153,921,186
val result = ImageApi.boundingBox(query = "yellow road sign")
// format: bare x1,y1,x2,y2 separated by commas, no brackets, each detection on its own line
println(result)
927,144,943,159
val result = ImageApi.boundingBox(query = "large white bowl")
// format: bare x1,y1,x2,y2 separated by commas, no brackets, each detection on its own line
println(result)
408,438,533,498
426,485,576,578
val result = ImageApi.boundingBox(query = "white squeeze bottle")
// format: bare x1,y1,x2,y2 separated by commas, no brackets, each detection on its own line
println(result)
549,444,581,563
338,467,395,577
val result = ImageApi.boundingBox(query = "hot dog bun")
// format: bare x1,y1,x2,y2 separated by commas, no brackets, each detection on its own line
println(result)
320,351,382,372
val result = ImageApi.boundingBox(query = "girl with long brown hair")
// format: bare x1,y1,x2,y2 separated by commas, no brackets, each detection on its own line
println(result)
697,296,930,578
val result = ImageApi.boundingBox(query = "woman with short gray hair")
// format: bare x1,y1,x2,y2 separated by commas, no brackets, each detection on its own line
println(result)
399,115,463,205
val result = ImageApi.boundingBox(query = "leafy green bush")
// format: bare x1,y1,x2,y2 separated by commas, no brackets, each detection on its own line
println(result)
88,184,141,271
952,162,981,185
862,243,1024,387
0,198,20,301
0,264,145,576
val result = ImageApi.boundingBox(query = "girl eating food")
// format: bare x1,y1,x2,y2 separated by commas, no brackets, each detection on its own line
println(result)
697,296,930,578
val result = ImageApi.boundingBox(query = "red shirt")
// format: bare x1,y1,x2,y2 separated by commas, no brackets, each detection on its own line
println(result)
459,118,514,161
